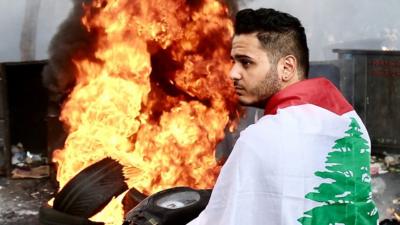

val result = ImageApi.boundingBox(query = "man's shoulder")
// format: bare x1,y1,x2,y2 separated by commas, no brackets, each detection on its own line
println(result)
238,113,284,145
242,104,365,140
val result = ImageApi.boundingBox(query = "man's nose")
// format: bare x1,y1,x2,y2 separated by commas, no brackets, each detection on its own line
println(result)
229,63,242,80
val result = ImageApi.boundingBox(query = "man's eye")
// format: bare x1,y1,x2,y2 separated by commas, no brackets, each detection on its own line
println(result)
240,60,252,67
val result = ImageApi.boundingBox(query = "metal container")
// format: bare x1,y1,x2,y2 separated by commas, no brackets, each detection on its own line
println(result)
332,49,400,152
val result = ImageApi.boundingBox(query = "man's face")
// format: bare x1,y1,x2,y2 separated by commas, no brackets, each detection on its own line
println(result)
230,33,281,107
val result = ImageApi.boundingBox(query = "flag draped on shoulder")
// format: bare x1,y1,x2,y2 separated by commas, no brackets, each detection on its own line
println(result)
187,78,379,225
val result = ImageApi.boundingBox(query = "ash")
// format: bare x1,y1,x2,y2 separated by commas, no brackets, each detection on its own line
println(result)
0,177,55,225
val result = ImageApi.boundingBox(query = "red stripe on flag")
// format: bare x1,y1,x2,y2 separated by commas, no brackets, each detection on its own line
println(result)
264,78,353,116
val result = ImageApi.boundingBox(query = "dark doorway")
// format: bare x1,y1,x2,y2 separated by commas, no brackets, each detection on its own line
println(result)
2,61,49,154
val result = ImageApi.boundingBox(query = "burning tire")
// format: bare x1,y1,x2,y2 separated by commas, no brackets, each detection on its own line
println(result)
123,187,148,215
53,157,128,218
39,205,104,225
123,187,211,225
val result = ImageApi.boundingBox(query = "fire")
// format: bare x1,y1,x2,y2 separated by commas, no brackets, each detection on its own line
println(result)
52,0,238,224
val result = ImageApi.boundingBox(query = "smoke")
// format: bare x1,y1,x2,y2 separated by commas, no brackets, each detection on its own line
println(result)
223,0,254,16
42,0,254,101
42,0,96,101
222,0,238,16
20,0,41,61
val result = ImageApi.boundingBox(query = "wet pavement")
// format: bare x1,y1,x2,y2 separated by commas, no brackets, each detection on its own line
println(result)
0,177,55,225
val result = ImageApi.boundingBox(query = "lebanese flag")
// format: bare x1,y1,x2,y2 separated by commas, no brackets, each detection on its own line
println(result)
188,78,379,225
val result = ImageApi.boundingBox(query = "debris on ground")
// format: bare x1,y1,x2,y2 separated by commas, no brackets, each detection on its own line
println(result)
11,165,50,179
10,142,49,179
0,177,55,225
372,153,400,175
372,152,400,223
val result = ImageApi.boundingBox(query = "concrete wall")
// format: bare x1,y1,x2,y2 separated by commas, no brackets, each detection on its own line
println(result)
0,0,72,62
0,0,399,62
241,0,400,61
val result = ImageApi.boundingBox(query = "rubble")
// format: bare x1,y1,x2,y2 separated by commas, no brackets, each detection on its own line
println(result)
372,152,400,223
10,142,49,179
372,153,400,175
371,162,389,175
0,177,55,225
11,165,50,179
11,143,26,167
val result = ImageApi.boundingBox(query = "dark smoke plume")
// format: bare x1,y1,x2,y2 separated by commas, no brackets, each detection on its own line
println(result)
42,0,242,102
223,0,239,16
42,0,97,102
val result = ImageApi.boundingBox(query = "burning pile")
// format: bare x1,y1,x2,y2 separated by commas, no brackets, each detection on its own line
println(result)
44,0,239,224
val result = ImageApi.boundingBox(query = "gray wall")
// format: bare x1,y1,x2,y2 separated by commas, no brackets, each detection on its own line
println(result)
0,1,399,62
240,0,400,61
0,0,72,62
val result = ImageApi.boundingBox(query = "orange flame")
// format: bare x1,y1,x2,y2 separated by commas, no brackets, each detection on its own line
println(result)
53,0,238,224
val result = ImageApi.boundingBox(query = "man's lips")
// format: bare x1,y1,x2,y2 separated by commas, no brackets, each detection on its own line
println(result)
234,86,245,94
234,85,244,90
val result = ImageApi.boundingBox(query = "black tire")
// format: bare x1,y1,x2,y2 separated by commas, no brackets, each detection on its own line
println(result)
39,205,104,225
123,187,148,215
53,157,128,218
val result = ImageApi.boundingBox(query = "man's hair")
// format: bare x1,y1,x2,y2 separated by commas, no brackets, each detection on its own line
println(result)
234,8,309,78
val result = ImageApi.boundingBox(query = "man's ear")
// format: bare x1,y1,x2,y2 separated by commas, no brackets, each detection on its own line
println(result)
278,55,297,82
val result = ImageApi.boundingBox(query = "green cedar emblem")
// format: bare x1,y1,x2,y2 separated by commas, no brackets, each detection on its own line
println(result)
298,118,379,225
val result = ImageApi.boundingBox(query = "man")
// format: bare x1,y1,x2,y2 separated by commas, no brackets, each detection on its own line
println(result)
188,8,379,225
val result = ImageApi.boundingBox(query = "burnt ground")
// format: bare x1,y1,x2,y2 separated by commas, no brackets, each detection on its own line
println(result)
0,173,398,224
0,177,56,225
373,172,400,220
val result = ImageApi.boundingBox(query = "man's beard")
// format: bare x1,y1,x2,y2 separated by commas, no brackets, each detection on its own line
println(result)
244,67,281,108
